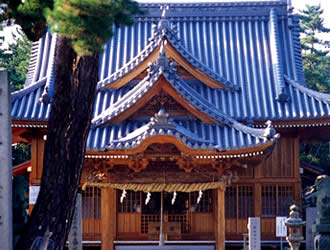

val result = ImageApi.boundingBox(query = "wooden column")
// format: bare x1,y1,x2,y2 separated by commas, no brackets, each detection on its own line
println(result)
101,187,116,250
254,183,262,217
215,187,225,250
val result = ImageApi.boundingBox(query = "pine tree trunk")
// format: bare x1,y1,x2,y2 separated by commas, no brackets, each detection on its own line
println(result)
16,36,98,250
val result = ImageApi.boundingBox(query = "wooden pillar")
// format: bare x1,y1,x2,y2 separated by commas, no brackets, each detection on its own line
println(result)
101,187,116,250
254,183,262,217
215,187,225,250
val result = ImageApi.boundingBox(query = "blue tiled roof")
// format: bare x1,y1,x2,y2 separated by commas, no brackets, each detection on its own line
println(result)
87,109,275,152
11,1,330,151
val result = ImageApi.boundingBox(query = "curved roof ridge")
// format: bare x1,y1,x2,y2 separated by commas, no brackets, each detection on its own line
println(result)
152,15,238,90
97,37,161,89
138,1,285,8
93,47,238,127
164,69,234,125
269,8,288,102
106,108,278,151
11,77,47,101
108,108,215,150
284,75,330,104
93,48,256,128
92,67,163,126
164,31,239,90
24,40,40,87
97,13,239,90
232,120,279,141
38,33,58,104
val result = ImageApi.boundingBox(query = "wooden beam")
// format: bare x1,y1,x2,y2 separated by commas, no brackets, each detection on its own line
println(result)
101,187,116,250
12,127,30,143
215,187,225,250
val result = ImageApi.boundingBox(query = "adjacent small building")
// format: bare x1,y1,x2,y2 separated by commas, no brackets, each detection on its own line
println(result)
11,1,330,249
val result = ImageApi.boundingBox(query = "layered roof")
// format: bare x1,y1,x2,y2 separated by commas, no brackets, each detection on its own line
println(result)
11,1,330,153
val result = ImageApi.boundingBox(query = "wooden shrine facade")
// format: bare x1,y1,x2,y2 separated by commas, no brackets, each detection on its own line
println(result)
11,1,330,250
18,126,306,249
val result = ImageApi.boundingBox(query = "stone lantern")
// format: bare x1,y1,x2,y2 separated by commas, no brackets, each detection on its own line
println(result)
285,204,305,250
313,175,330,250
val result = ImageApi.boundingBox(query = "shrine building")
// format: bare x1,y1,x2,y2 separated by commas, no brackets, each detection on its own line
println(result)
11,1,330,250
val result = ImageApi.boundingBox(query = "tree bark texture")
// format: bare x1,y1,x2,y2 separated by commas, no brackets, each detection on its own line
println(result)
16,36,99,250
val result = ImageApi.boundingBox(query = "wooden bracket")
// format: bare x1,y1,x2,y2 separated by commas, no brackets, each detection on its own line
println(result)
211,158,233,176
128,155,149,172
177,156,195,173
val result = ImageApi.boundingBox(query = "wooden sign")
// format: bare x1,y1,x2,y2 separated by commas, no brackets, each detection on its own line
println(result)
248,217,261,250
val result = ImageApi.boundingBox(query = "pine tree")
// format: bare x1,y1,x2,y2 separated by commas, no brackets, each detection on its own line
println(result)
300,4,330,93
1,1,141,249
299,5,330,174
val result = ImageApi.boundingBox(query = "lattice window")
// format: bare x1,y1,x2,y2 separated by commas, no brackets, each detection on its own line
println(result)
191,190,213,212
225,186,237,218
118,190,141,213
262,185,294,217
225,185,254,219
238,186,254,218
278,186,294,216
141,214,160,234
168,214,190,233
82,187,101,219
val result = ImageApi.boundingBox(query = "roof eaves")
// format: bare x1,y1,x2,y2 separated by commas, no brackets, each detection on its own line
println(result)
107,109,219,150
11,77,47,102
92,68,162,126
97,37,161,89
284,75,330,105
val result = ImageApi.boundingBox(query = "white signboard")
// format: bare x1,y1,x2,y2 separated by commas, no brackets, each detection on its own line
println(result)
276,216,287,237
29,186,40,205
248,217,261,250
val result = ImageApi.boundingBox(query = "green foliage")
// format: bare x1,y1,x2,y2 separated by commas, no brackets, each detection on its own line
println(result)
303,53,330,92
300,143,329,168
299,5,329,174
300,4,330,55
300,4,330,93
46,0,141,56
0,0,52,41
1,0,141,55
0,32,32,91
12,143,31,166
